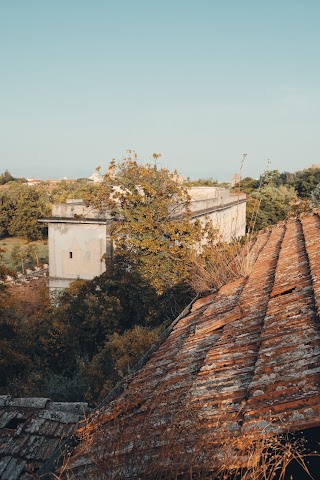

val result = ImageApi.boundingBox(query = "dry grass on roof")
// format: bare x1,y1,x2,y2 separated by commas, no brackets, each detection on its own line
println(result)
57,213,320,479
59,386,317,480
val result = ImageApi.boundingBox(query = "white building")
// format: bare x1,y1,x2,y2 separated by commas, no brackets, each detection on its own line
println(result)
88,171,103,182
189,187,246,243
42,188,246,292
42,200,113,291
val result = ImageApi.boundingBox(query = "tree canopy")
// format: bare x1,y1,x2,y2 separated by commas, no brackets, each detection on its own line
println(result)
0,170,14,185
291,167,320,198
89,153,204,293
0,183,50,240
247,185,298,232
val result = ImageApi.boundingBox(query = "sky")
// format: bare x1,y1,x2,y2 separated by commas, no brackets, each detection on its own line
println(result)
1,0,320,181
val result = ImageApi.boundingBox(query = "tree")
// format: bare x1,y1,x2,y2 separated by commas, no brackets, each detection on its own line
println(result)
0,170,14,185
0,192,14,237
247,185,297,232
310,183,320,208
236,176,258,194
10,245,27,273
259,169,283,187
0,249,193,402
190,177,220,187
0,252,31,390
89,152,203,294
26,243,40,266
0,183,50,240
49,179,99,204
292,167,320,198
84,325,160,402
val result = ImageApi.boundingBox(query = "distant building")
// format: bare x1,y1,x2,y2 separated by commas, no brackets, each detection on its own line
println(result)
42,188,246,293
26,177,42,185
88,171,103,183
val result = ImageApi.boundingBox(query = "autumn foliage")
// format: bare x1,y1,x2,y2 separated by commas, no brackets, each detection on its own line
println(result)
88,152,204,294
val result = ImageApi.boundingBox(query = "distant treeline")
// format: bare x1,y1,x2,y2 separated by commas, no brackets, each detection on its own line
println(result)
0,171,99,240
1,165,320,240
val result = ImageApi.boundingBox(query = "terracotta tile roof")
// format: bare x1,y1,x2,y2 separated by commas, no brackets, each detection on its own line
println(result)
0,396,87,479
54,214,320,478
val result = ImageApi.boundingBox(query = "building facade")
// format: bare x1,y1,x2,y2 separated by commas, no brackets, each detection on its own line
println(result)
44,188,246,292
189,187,246,243
43,200,113,291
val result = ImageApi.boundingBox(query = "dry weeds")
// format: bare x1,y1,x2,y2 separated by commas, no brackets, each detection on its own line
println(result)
55,385,318,480
189,237,257,295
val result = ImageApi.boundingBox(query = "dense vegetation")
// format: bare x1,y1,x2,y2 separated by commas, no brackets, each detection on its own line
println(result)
88,153,210,293
0,258,192,404
0,174,99,241
237,167,320,231
1,163,320,405
0,160,199,404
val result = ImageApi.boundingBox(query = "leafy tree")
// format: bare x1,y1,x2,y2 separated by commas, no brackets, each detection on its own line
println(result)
89,153,204,294
30,265,151,381
41,261,175,370
84,325,160,402
0,255,31,390
49,179,99,204
26,243,40,266
310,183,320,208
237,176,259,194
0,183,50,240
105,325,161,377
0,192,14,237
279,171,295,186
247,185,297,232
10,245,27,273
292,167,320,198
0,170,14,185
17,258,193,403
190,177,220,186
259,169,283,187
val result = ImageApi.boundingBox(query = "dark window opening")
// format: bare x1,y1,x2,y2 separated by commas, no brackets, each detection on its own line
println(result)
5,417,26,430
69,252,73,259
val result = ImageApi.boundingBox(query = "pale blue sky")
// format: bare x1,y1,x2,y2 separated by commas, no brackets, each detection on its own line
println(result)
1,0,320,181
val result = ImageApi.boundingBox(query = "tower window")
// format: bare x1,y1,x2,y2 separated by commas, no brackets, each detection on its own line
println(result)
69,252,73,259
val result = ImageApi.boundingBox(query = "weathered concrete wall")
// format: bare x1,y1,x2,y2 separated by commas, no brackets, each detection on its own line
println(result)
48,222,109,291
201,201,246,242
189,187,246,242
45,200,112,292
52,199,110,220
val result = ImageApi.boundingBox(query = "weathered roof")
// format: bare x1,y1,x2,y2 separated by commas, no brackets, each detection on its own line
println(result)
56,214,320,478
0,396,87,479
